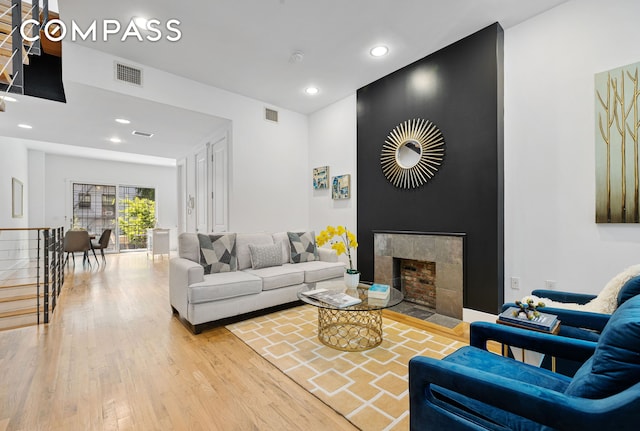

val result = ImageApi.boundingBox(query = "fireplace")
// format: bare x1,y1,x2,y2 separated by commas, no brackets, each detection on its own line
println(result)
373,231,464,320
398,258,436,308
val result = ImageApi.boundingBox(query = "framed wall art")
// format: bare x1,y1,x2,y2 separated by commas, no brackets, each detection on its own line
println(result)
595,60,640,223
313,165,329,189
12,177,23,218
332,174,350,200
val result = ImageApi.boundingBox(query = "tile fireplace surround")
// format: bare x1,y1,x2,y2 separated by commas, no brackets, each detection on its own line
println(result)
373,231,465,320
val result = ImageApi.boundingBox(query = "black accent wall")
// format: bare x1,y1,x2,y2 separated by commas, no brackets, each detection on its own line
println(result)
356,23,504,314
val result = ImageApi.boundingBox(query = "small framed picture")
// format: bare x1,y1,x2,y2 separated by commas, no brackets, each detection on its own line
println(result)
12,177,23,218
313,166,329,189
332,174,350,200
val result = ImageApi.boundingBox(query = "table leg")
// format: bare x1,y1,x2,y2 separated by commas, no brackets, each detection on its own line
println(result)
317,308,383,351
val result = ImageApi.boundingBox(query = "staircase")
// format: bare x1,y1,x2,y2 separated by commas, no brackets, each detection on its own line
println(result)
0,0,50,109
0,227,64,331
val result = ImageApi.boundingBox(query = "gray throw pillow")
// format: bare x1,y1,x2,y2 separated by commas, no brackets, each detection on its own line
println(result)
287,231,318,263
198,233,237,274
248,243,283,269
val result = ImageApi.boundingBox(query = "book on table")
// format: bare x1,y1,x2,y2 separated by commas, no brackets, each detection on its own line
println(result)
498,307,559,333
303,290,362,308
367,283,390,299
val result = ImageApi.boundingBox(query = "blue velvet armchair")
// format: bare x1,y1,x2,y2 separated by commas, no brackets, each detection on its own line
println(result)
501,275,640,375
409,295,640,431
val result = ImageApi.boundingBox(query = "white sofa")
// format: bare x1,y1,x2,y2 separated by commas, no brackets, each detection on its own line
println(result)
170,231,346,333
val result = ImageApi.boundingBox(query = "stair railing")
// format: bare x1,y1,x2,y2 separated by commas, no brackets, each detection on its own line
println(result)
0,226,64,326
1,0,49,104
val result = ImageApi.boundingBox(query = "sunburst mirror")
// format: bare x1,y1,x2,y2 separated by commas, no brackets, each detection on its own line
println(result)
380,118,445,189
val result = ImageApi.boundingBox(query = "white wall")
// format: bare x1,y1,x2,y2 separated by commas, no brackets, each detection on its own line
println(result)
62,43,310,233
0,138,29,228
504,0,640,301
308,94,358,262
42,153,178,246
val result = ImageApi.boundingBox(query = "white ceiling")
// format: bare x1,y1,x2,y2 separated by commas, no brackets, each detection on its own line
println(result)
1,0,570,161
0,83,229,164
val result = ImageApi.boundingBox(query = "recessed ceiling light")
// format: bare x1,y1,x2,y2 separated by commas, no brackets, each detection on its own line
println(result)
134,17,149,29
18,124,32,129
370,45,389,57
1,96,17,102
110,137,122,143
305,87,319,95
115,118,131,124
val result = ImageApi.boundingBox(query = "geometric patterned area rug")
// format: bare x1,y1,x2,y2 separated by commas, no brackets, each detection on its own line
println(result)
226,305,467,431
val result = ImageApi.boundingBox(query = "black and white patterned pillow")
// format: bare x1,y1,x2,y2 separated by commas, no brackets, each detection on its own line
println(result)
198,233,237,274
287,231,318,263
248,242,283,269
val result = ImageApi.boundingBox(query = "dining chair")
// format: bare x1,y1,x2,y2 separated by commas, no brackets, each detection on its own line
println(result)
63,230,92,266
91,229,112,264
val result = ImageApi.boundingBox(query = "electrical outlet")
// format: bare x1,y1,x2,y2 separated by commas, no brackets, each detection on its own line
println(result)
510,277,520,290
544,280,557,290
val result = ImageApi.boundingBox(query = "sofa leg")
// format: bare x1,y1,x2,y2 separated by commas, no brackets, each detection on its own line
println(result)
171,306,179,315
192,324,203,335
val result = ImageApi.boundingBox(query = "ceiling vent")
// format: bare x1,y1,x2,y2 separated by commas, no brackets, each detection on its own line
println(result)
265,108,278,123
132,130,154,138
115,62,143,86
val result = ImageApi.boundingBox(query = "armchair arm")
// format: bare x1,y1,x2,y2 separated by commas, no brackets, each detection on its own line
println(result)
470,322,596,363
531,289,596,304
538,307,609,332
409,356,640,431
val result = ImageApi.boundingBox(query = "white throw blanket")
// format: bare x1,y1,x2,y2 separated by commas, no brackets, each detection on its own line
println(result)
527,264,640,314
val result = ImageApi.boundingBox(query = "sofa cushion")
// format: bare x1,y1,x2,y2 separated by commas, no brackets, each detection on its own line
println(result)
288,231,318,263
178,233,200,263
198,233,237,274
292,260,346,283
617,275,640,307
244,265,305,291
272,232,292,264
188,271,262,303
565,295,640,399
236,233,274,270
249,243,282,269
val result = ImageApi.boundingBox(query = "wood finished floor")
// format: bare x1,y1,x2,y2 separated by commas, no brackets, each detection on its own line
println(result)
0,253,357,431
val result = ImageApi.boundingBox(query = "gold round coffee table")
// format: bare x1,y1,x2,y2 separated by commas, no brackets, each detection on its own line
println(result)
298,280,404,352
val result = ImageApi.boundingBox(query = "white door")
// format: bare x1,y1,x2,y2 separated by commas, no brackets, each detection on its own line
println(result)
211,137,229,232
195,146,208,233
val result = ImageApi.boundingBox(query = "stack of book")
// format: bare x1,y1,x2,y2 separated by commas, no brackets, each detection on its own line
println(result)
367,283,390,299
498,307,560,333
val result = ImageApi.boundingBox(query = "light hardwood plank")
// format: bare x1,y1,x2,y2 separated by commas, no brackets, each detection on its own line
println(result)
0,253,357,431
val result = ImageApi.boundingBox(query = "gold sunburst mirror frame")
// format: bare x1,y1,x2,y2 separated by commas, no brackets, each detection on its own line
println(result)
381,118,445,189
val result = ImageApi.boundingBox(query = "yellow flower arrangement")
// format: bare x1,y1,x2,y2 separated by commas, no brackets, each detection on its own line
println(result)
316,225,358,273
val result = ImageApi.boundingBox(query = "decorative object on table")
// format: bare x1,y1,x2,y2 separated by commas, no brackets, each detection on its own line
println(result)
11,177,23,218
316,225,359,287
513,296,546,320
595,60,640,223
367,283,390,300
312,165,329,189
302,289,362,308
331,174,350,199
381,118,445,189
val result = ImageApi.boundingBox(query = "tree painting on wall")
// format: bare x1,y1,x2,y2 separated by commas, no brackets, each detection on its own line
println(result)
595,61,640,223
